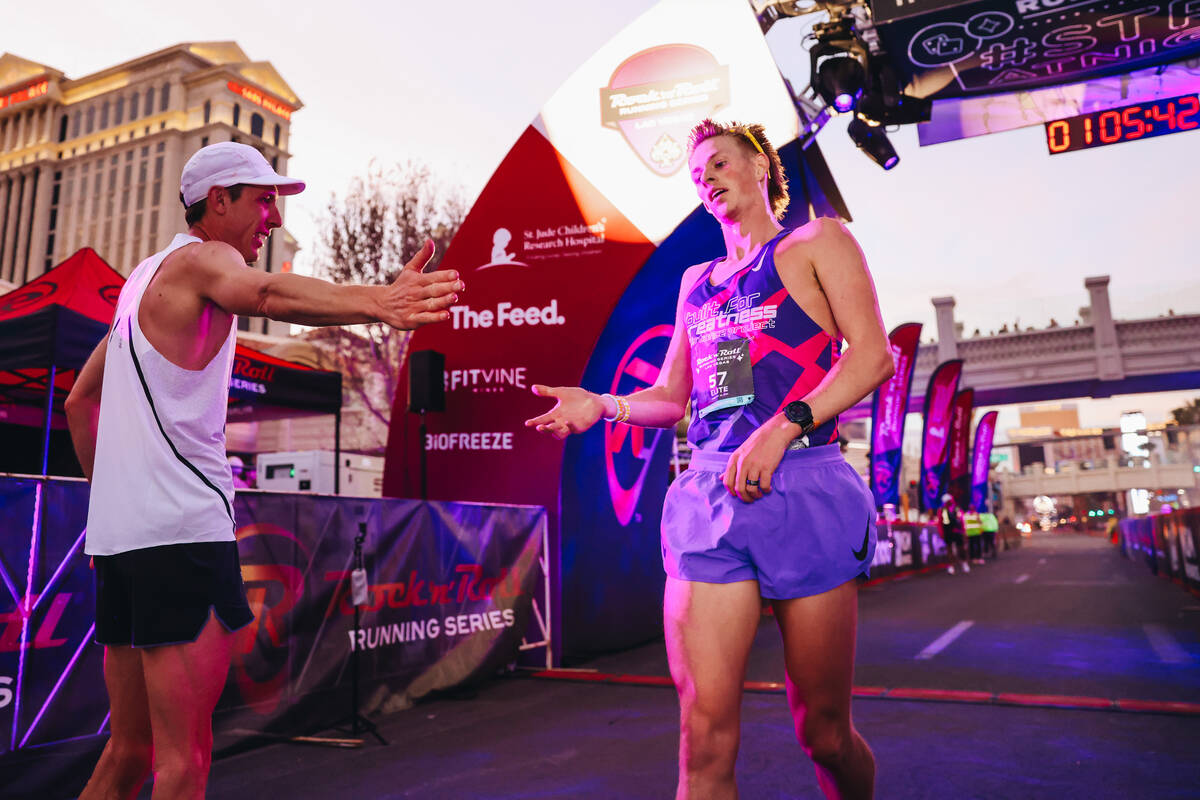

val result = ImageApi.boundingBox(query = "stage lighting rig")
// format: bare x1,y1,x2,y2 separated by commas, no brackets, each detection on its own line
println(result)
809,17,868,114
759,0,928,170
856,58,932,126
754,0,823,33
847,116,898,170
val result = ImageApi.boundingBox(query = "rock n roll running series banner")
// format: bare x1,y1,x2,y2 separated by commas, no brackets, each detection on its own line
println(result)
971,409,999,512
869,322,923,510
946,388,976,507
919,359,964,511
0,476,545,767
381,0,837,659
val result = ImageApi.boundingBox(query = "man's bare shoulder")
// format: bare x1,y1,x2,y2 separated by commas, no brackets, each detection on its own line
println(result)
778,216,849,253
780,217,862,272
176,239,242,269
157,239,242,286
679,260,711,291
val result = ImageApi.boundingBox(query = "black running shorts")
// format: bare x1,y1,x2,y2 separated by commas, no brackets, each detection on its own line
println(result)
93,541,254,647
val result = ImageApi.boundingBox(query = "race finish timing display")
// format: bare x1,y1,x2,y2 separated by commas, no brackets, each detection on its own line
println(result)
1045,93,1199,155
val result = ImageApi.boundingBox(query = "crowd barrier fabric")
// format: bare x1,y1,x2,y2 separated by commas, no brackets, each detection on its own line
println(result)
0,476,546,770
1120,509,1200,592
865,520,949,581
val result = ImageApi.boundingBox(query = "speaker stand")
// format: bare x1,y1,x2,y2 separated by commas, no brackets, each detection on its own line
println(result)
419,410,428,500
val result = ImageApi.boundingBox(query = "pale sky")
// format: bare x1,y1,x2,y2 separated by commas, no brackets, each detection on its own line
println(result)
9,0,1199,433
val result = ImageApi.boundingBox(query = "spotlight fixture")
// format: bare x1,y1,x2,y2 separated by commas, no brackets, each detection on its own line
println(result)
856,58,933,126
847,116,899,170
819,54,866,112
809,18,867,113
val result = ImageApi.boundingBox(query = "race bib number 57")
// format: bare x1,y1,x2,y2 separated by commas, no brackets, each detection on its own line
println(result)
697,338,754,418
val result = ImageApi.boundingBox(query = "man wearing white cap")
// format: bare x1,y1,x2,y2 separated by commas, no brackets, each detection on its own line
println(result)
64,141,463,799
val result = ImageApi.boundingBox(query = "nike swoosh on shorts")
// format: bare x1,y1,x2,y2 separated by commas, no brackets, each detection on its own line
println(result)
852,522,871,561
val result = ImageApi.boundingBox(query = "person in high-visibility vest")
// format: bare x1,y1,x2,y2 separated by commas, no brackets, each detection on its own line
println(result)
980,509,999,559
964,506,985,564
938,494,969,574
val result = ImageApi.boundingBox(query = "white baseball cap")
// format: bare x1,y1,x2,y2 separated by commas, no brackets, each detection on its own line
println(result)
941,494,954,503
180,141,305,207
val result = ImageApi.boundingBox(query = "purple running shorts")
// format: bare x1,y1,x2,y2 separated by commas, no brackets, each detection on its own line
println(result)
661,444,876,599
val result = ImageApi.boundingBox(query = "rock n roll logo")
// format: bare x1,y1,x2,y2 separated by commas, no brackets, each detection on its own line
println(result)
599,44,731,177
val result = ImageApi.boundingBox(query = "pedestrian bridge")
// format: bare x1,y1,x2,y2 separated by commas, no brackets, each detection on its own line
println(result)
847,275,1200,417
1001,458,1199,499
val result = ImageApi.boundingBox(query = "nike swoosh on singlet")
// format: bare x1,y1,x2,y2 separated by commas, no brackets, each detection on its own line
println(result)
852,523,871,561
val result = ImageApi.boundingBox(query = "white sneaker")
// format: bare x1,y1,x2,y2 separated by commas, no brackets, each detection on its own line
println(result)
962,562,971,573
947,564,956,575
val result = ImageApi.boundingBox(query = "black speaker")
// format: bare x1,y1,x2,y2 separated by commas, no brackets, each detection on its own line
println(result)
407,349,445,413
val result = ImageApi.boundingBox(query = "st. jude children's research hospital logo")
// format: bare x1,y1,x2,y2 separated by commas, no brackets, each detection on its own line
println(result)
478,228,529,270
476,221,608,271
600,44,730,176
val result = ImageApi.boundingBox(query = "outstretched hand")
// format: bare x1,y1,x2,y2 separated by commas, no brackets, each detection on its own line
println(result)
378,239,464,330
525,385,606,439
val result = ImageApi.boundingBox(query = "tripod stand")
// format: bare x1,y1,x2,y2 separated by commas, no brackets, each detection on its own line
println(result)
335,520,387,745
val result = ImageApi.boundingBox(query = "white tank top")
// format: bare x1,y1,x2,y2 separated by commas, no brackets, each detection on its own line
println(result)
85,234,238,556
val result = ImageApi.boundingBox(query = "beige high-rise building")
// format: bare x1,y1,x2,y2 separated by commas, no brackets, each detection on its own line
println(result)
0,42,302,336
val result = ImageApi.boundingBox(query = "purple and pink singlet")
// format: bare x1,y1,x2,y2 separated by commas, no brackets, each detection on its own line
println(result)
682,228,840,452
661,228,877,598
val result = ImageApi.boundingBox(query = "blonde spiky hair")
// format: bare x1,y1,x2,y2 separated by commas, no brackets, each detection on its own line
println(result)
687,119,789,220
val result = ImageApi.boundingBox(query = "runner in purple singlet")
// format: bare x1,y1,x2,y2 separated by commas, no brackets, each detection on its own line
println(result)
526,119,893,800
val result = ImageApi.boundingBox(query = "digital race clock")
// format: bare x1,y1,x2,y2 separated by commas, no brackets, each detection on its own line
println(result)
1045,92,1199,155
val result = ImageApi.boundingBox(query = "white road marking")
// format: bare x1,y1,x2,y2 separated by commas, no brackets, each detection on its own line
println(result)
1014,574,1030,584
916,621,975,660
1038,558,1047,565
1143,624,1191,664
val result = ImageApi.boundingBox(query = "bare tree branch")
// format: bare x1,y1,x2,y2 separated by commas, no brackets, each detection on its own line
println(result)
307,161,465,439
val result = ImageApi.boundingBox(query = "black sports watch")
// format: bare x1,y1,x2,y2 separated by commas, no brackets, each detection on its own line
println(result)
783,400,815,435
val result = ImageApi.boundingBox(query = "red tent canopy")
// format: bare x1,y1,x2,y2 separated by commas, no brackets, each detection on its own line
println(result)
0,247,124,324
0,248,342,430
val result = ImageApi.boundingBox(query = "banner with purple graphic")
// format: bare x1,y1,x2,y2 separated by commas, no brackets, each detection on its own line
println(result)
869,322,922,509
919,359,963,511
0,477,547,798
947,388,975,508
970,410,999,512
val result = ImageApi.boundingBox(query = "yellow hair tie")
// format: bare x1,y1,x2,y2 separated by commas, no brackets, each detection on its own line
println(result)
741,129,765,155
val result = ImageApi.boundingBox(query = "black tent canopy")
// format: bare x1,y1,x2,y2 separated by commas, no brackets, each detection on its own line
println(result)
0,248,343,480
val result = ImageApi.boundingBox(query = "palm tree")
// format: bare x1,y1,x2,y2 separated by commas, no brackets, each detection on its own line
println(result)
1170,398,1200,425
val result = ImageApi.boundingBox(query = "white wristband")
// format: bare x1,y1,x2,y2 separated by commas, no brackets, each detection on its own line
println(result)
600,393,619,421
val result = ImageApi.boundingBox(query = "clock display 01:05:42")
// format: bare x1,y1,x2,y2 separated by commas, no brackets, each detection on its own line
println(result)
1045,93,1199,155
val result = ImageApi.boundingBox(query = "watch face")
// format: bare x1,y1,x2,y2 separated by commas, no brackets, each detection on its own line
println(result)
786,401,812,427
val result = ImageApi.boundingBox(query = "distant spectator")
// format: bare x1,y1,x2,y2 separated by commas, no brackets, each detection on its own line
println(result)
964,505,985,564
980,509,999,558
938,494,969,574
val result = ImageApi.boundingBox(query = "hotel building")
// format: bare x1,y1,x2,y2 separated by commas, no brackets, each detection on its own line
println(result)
0,42,302,336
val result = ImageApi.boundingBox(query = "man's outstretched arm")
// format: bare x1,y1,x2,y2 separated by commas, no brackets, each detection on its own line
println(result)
189,239,463,329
